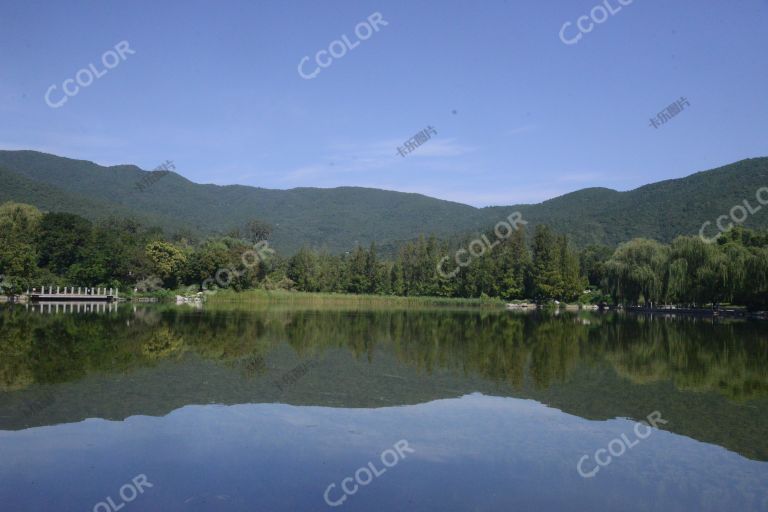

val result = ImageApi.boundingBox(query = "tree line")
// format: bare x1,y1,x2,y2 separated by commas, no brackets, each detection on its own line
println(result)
1,201,766,309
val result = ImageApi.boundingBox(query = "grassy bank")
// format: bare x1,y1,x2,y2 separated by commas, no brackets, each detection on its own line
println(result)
203,289,506,310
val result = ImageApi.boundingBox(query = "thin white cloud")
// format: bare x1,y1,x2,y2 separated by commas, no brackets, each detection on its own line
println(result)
278,137,475,184
407,138,475,158
505,125,536,136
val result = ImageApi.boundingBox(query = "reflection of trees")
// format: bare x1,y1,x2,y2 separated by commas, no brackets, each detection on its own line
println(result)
388,313,586,390
141,327,184,360
0,313,35,390
529,317,587,388
0,306,766,402
388,312,528,383
595,316,768,401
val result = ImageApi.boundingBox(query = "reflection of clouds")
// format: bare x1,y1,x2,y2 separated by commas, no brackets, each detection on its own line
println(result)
166,395,637,466
146,395,562,465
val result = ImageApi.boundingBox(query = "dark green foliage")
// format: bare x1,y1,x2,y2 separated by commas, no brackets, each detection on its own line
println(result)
36,213,92,274
0,202,42,291
580,245,613,286
2,150,768,254
601,228,768,310
531,226,561,300
245,219,273,243
2,162,768,308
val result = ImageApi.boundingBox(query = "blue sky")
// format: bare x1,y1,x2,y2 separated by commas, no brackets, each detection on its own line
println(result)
1,0,766,206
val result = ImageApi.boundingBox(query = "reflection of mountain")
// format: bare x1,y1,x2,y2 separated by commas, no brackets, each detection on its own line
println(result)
0,306,766,461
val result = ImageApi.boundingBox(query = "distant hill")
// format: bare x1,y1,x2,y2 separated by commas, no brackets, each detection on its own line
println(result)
0,150,766,253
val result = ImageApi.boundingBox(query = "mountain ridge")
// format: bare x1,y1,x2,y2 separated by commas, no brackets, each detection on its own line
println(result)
0,149,766,253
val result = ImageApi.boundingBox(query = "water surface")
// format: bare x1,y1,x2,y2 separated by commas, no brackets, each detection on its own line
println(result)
0,305,766,511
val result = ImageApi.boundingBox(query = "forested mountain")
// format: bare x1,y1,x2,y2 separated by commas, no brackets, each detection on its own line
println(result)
0,150,766,253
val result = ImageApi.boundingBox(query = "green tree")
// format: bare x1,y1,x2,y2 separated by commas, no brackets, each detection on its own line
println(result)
36,212,92,275
558,235,585,301
531,225,563,301
346,246,370,294
580,244,612,287
145,241,187,287
287,247,320,291
245,219,273,242
0,202,42,289
501,227,530,299
603,239,668,305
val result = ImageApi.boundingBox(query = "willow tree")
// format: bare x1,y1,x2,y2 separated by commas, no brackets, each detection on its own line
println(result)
602,238,668,305
713,242,750,304
667,236,711,305
739,246,768,310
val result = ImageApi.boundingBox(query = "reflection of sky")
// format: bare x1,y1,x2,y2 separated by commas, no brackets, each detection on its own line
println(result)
0,394,766,512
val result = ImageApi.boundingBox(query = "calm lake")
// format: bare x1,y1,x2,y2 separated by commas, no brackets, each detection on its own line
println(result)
0,304,766,511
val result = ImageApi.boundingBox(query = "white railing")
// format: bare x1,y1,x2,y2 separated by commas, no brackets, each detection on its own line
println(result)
28,286,118,298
